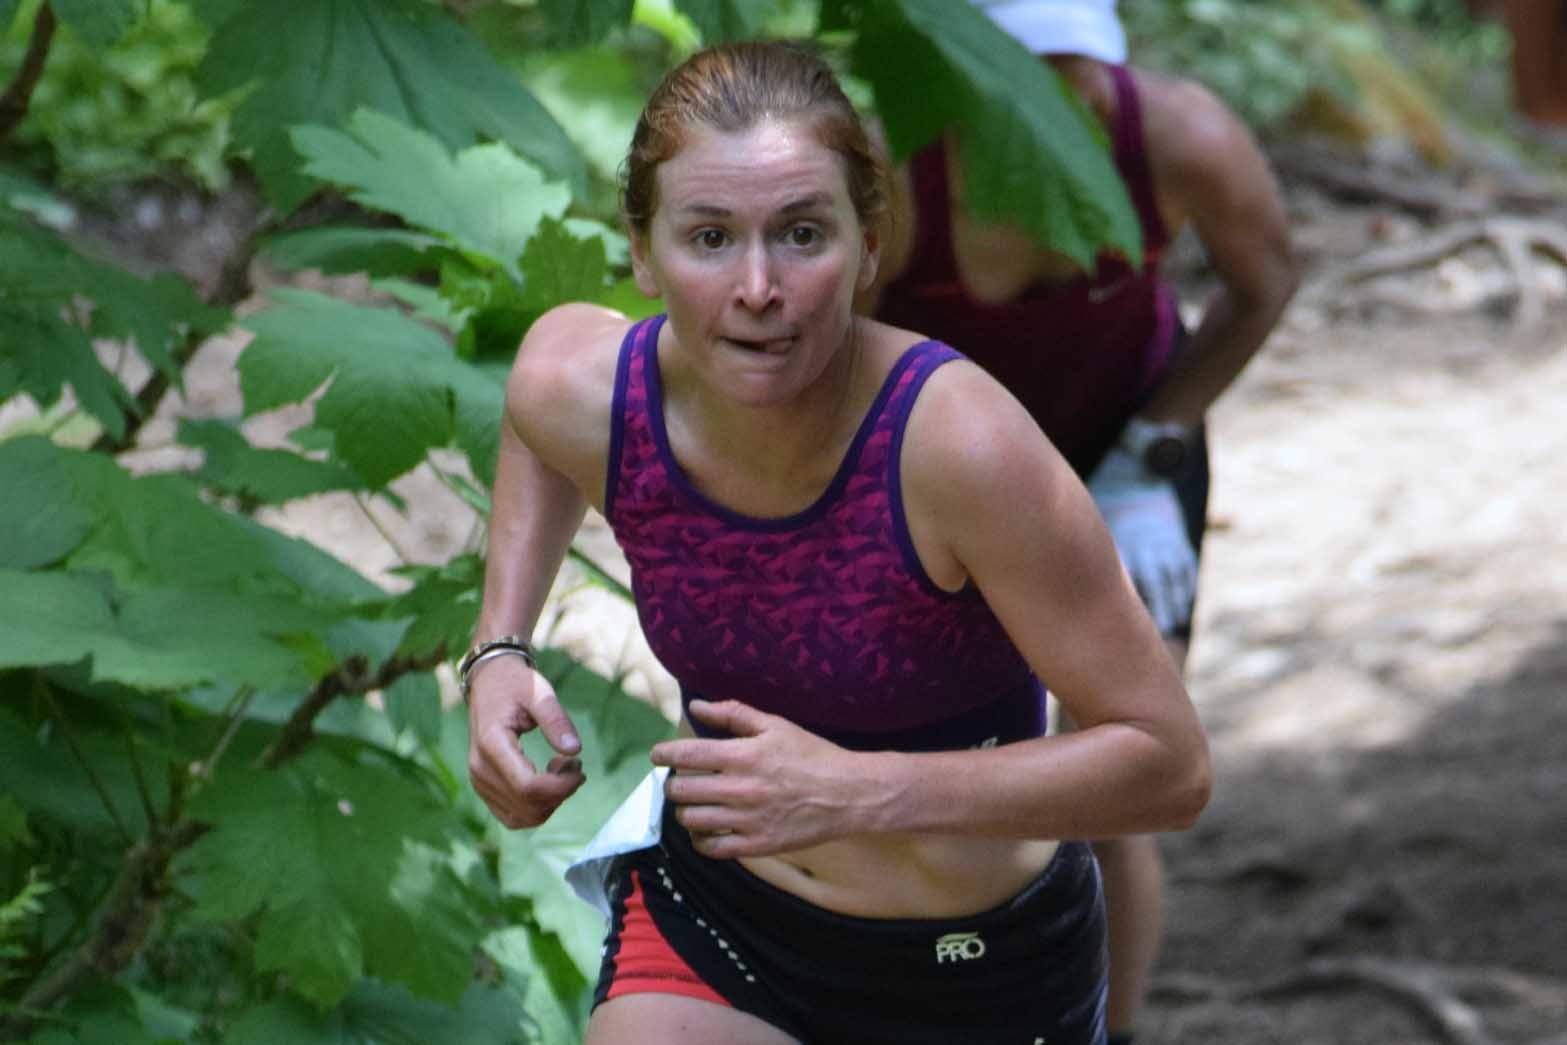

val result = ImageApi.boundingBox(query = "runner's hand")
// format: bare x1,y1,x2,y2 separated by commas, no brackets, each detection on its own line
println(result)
467,655,584,829
652,700,859,859
1087,445,1198,636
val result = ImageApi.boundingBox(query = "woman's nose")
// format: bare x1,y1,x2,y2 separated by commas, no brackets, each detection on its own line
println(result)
735,242,779,311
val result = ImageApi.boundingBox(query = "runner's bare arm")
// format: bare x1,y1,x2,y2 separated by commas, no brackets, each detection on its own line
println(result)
467,304,625,829
1140,74,1298,425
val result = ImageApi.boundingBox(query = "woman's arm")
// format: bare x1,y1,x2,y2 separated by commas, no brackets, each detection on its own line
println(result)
466,304,624,829
860,360,1211,840
1138,73,1299,427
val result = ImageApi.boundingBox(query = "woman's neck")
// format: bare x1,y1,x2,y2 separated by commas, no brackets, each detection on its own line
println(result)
662,324,866,514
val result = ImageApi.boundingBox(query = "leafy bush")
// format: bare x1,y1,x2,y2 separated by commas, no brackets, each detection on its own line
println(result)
1,0,235,191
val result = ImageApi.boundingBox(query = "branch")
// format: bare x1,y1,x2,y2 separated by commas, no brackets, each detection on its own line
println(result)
0,3,56,144
261,645,449,769
0,820,209,1041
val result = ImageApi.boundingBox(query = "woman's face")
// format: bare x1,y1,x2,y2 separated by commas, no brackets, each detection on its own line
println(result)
631,116,880,409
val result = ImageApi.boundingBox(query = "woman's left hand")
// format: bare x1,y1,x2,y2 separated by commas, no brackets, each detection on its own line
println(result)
651,700,868,859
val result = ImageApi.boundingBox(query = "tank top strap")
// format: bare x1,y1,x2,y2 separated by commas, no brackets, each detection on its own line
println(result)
604,312,665,521
1106,64,1169,256
853,339,963,491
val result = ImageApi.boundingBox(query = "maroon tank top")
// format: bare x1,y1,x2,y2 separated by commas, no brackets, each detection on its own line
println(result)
875,65,1179,476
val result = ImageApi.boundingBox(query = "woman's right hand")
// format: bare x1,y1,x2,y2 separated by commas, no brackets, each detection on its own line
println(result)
467,654,585,829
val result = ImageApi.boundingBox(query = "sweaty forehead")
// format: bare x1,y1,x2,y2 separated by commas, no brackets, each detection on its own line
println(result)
656,118,851,216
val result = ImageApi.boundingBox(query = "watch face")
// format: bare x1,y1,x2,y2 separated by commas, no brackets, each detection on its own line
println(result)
1144,435,1188,478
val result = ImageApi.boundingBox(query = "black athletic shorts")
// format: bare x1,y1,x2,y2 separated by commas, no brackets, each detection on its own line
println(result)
593,807,1109,1044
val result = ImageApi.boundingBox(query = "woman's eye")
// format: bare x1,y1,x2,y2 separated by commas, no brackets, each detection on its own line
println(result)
695,229,727,250
787,225,819,247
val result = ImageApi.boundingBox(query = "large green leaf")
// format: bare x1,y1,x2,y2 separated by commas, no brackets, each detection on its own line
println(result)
183,750,481,1008
0,432,99,570
177,418,366,504
290,110,572,278
538,0,635,47
50,0,141,48
226,979,533,1045
0,569,332,691
674,0,776,42
237,290,505,489
497,652,675,978
0,214,227,435
850,0,1140,267
0,438,382,690
0,303,135,441
194,0,585,211
261,227,447,279
483,927,590,1045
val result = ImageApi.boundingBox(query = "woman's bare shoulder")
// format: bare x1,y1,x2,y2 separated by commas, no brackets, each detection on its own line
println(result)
506,303,642,466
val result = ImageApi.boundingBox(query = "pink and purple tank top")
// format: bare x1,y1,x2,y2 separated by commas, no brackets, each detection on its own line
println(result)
875,65,1180,477
604,315,1047,753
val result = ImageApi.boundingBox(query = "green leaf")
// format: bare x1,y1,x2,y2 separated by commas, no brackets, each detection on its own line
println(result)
195,0,585,211
184,750,479,1007
383,671,441,748
0,303,135,441
238,290,504,489
0,435,98,569
674,0,776,42
520,218,610,310
0,703,146,835
0,569,334,691
380,554,483,660
51,0,141,48
852,0,1140,266
539,0,635,47
0,796,31,848
226,979,533,1045
177,418,366,504
372,278,466,335
498,652,675,977
483,926,590,1045
261,226,447,278
290,110,572,276
0,215,226,431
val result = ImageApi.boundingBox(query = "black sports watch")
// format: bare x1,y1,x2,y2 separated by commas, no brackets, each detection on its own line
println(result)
1119,417,1195,480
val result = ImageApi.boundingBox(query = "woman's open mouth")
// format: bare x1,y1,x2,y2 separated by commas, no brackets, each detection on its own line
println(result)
723,335,794,356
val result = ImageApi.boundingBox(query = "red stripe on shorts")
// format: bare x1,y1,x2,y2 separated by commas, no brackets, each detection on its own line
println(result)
604,870,731,1007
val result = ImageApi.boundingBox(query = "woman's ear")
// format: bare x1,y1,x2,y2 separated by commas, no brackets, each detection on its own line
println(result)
856,223,882,292
630,231,661,299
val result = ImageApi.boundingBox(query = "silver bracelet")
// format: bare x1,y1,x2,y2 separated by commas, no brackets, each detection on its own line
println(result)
458,635,537,700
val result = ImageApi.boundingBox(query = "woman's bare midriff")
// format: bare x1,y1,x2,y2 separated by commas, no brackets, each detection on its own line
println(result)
739,834,1061,920
673,721,1060,920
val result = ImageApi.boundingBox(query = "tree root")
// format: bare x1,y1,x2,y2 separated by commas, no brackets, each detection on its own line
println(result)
1305,217,1567,329
1152,957,1567,1045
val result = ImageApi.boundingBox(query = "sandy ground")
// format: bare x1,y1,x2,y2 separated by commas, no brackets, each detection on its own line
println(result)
62,169,1567,1042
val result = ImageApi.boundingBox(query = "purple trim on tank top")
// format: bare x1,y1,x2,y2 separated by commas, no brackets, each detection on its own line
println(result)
604,314,663,519
885,343,986,600
1107,64,1169,250
643,326,946,533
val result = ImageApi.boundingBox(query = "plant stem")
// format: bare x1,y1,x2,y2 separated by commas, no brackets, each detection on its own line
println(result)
261,647,448,769
0,820,209,1041
0,3,56,144
40,686,132,845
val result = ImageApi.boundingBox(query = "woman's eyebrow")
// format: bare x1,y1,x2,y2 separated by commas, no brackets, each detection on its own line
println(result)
671,193,836,220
